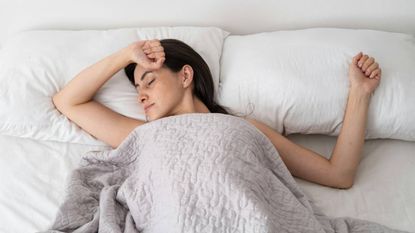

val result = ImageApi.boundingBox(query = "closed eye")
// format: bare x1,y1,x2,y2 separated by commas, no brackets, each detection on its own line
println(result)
148,79,155,86
135,78,155,92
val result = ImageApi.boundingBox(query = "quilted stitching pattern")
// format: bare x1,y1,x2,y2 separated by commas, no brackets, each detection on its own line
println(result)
39,113,409,233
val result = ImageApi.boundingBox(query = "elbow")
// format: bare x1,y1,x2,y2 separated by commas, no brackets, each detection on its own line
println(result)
337,179,354,190
52,94,61,110
329,163,356,189
52,94,67,113
335,174,355,189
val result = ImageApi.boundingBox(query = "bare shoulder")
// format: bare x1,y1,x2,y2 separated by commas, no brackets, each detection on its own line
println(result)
243,117,269,130
242,117,281,137
242,116,259,126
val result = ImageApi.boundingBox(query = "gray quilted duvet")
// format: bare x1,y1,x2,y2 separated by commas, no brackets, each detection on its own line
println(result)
40,113,409,233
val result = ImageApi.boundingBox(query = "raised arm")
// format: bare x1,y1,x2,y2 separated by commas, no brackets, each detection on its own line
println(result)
53,39,165,148
330,52,381,186
246,52,381,189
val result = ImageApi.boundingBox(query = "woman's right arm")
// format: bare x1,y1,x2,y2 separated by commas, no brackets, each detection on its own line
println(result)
53,40,164,149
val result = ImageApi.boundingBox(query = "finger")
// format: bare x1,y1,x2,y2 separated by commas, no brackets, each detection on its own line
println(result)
142,40,151,50
150,46,164,53
362,57,375,72
147,53,160,59
352,52,363,65
155,53,165,60
373,69,382,80
147,51,165,59
370,69,380,79
144,45,163,54
149,57,165,70
144,43,163,55
365,63,379,76
149,39,161,47
358,54,369,68
376,68,382,80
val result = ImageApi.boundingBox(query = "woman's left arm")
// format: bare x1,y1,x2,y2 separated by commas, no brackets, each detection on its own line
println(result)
246,52,381,189
330,52,381,187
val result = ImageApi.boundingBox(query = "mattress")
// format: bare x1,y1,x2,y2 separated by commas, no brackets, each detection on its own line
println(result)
0,132,414,233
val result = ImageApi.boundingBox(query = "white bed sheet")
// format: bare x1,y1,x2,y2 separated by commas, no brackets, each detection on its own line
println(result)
288,134,415,232
0,135,110,233
0,132,414,233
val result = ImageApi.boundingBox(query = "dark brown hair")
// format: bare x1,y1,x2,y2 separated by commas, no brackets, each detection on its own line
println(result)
124,38,230,115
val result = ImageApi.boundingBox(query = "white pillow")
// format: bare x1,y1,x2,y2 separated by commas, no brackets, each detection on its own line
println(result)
218,27,415,141
0,26,229,145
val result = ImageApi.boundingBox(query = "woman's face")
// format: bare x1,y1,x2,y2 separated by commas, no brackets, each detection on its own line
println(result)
133,65,190,121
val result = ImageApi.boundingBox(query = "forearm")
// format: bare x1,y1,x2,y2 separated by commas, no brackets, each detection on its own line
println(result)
329,87,371,185
53,47,132,107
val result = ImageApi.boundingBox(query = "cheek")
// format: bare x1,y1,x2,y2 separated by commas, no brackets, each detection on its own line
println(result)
156,81,184,109
160,85,181,105
159,77,181,96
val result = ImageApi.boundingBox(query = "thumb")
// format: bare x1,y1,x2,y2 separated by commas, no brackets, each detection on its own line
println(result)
154,57,165,68
157,57,165,66
148,57,165,70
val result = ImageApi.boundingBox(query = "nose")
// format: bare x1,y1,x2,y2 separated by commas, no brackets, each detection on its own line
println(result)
138,91,148,103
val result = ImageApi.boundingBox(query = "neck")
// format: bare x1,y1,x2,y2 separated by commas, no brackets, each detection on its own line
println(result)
171,94,210,116
194,98,210,113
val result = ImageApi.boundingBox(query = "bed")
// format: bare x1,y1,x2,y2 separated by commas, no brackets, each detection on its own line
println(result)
0,1,414,233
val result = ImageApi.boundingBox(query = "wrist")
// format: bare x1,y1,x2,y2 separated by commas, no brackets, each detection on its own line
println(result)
349,86,372,101
116,46,135,65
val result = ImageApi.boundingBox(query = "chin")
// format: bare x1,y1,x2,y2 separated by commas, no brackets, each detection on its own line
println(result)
145,115,154,122
146,108,172,122
146,113,161,122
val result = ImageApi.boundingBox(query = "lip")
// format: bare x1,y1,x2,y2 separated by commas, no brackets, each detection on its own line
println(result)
144,103,154,112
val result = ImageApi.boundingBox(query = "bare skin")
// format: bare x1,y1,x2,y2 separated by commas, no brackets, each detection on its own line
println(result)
53,40,381,189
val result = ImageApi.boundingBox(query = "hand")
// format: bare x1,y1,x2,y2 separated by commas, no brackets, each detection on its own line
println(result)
127,39,165,70
348,52,382,95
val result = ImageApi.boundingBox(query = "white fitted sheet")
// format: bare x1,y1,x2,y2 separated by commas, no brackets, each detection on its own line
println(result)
288,134,415,232
0,133,414,233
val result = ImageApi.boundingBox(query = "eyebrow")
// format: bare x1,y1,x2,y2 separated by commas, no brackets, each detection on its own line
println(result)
134,71,153,87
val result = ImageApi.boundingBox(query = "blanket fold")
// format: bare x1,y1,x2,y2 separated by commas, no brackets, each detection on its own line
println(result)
40,113,408,233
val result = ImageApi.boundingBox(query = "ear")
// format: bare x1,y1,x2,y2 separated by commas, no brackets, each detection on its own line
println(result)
179,65,194,89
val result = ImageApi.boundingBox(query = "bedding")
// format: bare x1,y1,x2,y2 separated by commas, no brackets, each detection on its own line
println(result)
218,27,415,141
1,116,414,233
0,26,228,146
38,113,410,233
0,134,110,233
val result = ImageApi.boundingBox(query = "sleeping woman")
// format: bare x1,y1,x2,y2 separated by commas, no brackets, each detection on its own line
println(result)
53,38,381,190
47,38,405,233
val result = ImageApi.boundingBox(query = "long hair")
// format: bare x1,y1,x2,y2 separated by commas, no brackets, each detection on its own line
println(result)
124,38,230,115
